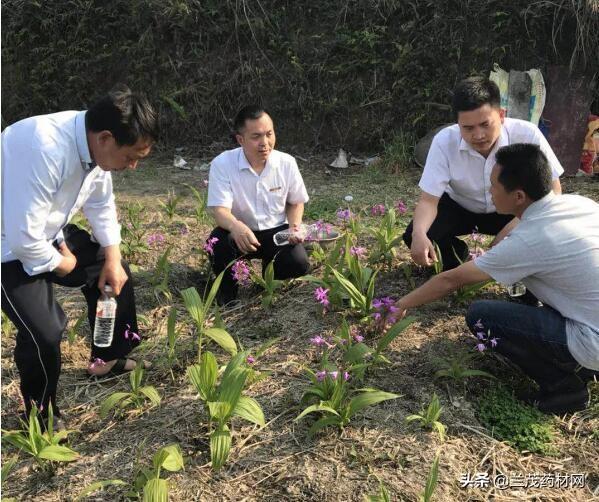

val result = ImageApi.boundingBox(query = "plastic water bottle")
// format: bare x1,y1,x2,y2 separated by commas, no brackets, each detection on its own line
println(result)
273,224,313,246
93,285,117,347
507,281,526,297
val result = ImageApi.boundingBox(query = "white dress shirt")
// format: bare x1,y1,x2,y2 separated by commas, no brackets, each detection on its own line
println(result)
419,118,564,213
1,110,121,276
207,147,309,231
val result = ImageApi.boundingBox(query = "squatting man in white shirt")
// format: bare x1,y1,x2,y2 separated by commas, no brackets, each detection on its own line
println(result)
207,105,310,305
403,77,563,272
394,144,598,414
1,85,158,427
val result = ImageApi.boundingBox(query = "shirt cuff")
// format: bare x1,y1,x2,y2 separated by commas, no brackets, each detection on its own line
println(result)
24,249,63,276
92,223,122,248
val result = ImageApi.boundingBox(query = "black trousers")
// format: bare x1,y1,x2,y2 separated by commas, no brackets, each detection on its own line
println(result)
208,224,310,302
402,193,513,270
1,225,139,416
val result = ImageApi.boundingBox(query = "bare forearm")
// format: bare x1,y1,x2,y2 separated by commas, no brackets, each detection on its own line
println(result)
399,273,458,310
211,207,240,232
286,203,304,227
412,195,438,236
103,244,122,264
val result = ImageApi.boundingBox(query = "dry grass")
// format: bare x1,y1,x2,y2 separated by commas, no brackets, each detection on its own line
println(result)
2,152,598,501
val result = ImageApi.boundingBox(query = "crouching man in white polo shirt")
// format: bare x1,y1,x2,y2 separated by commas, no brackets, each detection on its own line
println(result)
394,144,598,414
1,85,158,426
404,77,563,271
207,105,310,305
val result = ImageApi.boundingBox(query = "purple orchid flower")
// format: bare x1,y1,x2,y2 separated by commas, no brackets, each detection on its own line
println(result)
124,324,141,342
203,237,219,255
232,260,251,286
394,200,407,215
316,370,327,382
314,287,330,307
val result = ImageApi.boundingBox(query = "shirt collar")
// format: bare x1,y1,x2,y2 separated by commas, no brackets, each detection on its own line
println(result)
458,123,509,156
521,191,556,220
75,111,95,171
237,148,279,173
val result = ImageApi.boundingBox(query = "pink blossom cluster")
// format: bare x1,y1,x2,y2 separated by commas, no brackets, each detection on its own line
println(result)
370,204,386,216
124,323,141,342
473,319,498,352
372,296,400,327
203,237,219,255
336,208,352,221
232,260,251,286
315,370,350,382
350,246,368,259
147,233,165,246
394,200,408,215
350,326,364,343
314,287,330,308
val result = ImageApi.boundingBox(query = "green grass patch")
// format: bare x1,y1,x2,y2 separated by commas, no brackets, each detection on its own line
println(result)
477,386,557,455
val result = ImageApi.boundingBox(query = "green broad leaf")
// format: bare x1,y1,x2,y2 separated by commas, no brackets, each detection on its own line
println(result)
139,386,162,407
129,365,144,391
220,351,249,383
181,287,205,330
75,479,126,501
217,367,248,417
405,414,424,423
153,444,184,472
433,421,446,441
459,369,496,379
2,431,34,454
302,387,327,401
330,268,366,307
343,343,372,364
38,444,79,462
143,477,169,502
50,430,71,445
375,316,415,354
204,269,226,314
421,454,440,502
210,426,231,471
204,327,237,355
187,352,218,400
307,415,342,437
264,260,275,284
207,401,231,421
295,403,340,421
1,456,17,486
167,307,177,342
232,396,265,427
365,270,378,309
100,392,131,418
348,391,400,417
298,274,327,286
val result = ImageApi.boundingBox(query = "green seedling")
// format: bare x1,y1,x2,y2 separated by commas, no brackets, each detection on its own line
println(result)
406,393,446,441
100,366,161,418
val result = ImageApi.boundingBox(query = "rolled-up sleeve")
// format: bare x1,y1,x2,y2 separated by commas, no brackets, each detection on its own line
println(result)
207,160,233,208
418,136,451,197
82,172,121,247
286,160,309,204
3,147,63,275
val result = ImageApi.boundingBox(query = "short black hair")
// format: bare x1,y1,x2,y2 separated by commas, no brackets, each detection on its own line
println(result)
233,105,270,135
495,143,553,201
86,84,158,145
452,77,501,115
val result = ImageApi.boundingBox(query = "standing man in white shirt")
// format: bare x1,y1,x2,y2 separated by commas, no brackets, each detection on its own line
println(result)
403,77,563,270
1,85,158,424
394,144,598,414
207,105,310,305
